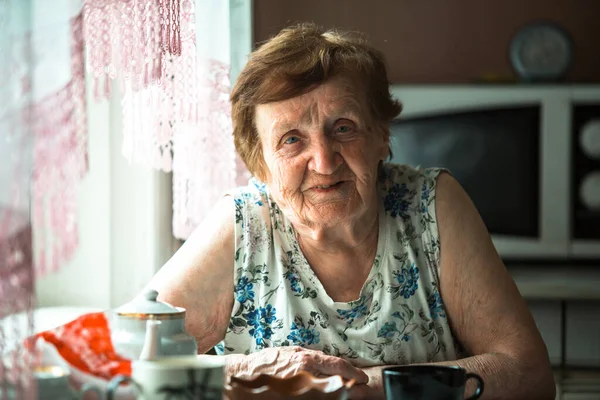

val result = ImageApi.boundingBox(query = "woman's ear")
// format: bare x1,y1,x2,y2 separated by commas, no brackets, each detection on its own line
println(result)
379,124,391,161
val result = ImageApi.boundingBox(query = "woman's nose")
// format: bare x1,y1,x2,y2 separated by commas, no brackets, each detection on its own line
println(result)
308,138,342,175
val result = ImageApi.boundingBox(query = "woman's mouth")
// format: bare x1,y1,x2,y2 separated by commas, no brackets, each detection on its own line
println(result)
312,181,344,192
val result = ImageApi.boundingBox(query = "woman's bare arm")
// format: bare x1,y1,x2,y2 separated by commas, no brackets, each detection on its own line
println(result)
433,172,555,399
144,197,368,384
143,196,236,353
356,173,556,400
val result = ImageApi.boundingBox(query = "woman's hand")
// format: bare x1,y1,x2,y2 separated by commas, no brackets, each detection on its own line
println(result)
349,383,383,400
225,346,369,384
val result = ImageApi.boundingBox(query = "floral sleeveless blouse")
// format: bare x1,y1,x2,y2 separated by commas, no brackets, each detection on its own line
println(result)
214,163,459,367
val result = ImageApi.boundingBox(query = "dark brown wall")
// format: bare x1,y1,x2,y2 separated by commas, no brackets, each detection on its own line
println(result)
253,0,600,84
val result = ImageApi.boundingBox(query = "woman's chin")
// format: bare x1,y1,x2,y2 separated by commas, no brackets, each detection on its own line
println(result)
304,202,363,227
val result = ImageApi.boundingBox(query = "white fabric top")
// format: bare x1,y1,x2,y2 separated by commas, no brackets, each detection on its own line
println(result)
215,163,460,366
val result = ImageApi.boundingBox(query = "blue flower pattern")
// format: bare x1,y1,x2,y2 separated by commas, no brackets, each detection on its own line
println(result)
215,342,224,353
282,251,318,299
395,264,420,299
428,289,446,319
285,311,328,347
420,183,431,213
383,183,416,219
288,322,321,346
216,164,457,366
337,302,369,324
288,273,302,294
245,305,278,347
235,276,255,303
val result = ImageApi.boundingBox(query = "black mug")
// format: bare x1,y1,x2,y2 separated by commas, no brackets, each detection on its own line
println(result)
382,365,484,400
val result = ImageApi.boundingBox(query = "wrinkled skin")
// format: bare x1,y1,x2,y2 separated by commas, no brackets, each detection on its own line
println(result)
255,75,389,241
229,76,390,398
228,346,369,383
224,347,377,398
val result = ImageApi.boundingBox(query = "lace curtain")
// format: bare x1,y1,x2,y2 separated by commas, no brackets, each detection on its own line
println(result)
171,0,250,239
85,0,249,239
1,0,87,279
1,0,85,396
1,1,244,392
2,0,246,284
0,0,35,392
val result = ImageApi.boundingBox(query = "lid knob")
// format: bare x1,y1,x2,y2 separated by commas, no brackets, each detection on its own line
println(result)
115,288,184,317
144,289,159,302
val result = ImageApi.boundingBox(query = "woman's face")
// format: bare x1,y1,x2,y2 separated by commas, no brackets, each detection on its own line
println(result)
255,75,389,230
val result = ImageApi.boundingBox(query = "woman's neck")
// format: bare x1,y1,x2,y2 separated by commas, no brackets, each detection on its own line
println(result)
294,203,380,271
295,208,380,302
295,207,380,255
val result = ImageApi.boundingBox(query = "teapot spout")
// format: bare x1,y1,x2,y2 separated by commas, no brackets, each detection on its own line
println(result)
139,319,162,360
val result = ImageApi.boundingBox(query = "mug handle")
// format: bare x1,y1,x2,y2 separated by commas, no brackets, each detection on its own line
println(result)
105,375,140,400
465,372,485,400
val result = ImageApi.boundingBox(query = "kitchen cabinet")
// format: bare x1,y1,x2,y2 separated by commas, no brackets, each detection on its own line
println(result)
528,300,563,366
566,301,600,367
562,394,600,400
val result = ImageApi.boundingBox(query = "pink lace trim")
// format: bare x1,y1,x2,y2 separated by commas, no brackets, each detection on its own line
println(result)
121,0,196,172
1,0,36,395
82,0,181,100
0,209,36,397
29,14,88,276
0,120,37,397
118,0,250,238
171,58,251,239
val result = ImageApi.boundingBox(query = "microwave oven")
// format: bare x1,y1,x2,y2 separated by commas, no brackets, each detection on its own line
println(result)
388,85,600,262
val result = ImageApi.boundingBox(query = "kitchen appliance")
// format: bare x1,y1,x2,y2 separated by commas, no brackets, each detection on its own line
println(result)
388,85,600,263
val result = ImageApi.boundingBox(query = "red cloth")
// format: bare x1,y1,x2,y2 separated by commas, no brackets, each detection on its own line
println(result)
31,312,131,380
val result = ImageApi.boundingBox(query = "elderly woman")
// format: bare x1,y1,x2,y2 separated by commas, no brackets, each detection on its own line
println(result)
146,23,555,399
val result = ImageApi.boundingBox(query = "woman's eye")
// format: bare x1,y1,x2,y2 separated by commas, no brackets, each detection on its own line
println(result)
336,125,353,134
284,136,299,145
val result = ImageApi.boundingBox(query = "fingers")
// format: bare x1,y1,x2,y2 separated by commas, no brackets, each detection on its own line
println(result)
240,346,369,386
317,355,369,384
349,383,382,400
291,350,369,384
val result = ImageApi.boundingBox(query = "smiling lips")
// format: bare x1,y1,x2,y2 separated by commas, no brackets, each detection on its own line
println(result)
308,181,345,191
316,184,335,189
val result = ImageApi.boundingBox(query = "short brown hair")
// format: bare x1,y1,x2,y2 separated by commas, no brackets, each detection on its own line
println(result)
230,22,402,181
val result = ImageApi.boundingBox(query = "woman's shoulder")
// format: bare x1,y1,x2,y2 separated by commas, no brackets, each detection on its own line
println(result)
378,163,448,221
378,163,446,187
228,178,280,234
228,177,270,206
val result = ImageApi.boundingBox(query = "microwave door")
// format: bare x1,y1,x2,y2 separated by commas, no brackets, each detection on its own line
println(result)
389,100,569,261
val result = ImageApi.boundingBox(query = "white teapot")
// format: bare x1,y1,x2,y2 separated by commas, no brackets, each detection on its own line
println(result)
110,289,197,360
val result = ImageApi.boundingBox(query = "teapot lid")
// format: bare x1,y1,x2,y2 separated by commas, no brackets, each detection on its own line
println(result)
116,289,185,319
